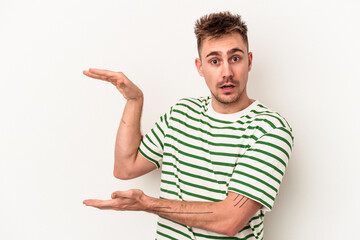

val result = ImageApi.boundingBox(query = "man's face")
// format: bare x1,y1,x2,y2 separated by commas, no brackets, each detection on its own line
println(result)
195,32,253,111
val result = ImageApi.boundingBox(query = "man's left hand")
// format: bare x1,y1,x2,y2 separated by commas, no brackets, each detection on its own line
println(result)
83,189,147,211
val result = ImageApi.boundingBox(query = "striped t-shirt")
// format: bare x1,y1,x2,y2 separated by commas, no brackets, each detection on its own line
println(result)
139,97,293,240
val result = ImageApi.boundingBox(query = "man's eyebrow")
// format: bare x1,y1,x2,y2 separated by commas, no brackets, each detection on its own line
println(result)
228,48,245,54
205,51,221,58
205,48,245,58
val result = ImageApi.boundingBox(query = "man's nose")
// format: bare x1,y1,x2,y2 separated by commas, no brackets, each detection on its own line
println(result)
222,61,233,80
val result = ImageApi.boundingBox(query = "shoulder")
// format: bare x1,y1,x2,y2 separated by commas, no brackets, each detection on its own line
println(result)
171,96,210,113
249,101,293,139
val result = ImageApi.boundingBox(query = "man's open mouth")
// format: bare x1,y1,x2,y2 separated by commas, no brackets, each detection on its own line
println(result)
221,85,235,89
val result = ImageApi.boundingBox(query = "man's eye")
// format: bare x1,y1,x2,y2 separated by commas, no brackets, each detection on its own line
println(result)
211,59,218,64
232,56,240,62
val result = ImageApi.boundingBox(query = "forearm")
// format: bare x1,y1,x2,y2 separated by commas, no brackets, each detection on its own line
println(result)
142,195,241,236
114,97,143,175
84,190,261,237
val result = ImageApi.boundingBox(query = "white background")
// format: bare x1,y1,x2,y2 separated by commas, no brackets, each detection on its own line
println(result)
1,0,359,239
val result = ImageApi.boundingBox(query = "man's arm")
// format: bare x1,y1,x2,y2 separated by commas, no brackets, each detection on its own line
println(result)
83,189,262,237
83,68,157,180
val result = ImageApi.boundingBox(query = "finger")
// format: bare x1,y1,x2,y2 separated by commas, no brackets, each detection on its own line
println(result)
83,199,120,210
88,68,119,78
112,189,138,199
84,70,125,87
111,191,125,199
83,70,110,81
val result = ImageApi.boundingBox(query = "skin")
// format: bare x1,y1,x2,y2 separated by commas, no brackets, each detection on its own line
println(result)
82,32,261,237
195,32,254,114
83,68,156,179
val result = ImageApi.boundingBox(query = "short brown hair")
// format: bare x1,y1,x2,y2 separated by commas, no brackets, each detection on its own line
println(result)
194,11,249,55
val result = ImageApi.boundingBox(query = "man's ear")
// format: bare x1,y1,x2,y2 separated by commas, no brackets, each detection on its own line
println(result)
195,58,204,77
248,52,253,72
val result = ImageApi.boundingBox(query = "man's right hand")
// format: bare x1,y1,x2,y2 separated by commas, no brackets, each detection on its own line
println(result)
83,68,156,180
83,68,143,101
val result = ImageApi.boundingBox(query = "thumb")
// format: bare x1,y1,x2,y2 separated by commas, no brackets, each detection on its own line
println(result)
111,191,124,199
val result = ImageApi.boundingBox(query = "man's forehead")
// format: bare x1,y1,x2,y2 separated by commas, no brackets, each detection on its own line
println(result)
201,33,247,57
205,48,245,58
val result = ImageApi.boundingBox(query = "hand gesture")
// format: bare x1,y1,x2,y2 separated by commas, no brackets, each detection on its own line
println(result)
83,189,146,211
83,68,143,101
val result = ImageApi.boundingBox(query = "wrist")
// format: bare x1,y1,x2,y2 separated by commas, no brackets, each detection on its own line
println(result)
127,94,144,104
140,193,156,213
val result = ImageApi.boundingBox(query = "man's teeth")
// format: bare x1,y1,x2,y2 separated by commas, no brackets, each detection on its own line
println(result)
221,85,233,88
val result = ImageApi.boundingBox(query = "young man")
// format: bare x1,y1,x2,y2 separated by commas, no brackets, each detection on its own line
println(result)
83,11,293,239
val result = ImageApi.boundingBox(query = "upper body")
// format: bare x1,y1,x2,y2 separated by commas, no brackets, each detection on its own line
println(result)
83,11,294,239
139,96,293,239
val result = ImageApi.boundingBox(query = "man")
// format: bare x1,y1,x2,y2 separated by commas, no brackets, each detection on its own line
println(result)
83,11,293,239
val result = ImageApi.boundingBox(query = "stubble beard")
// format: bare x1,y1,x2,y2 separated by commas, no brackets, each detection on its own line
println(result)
211,85,244,105
212,92,242,105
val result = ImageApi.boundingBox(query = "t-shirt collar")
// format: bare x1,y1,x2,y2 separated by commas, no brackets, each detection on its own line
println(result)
206,98,258,121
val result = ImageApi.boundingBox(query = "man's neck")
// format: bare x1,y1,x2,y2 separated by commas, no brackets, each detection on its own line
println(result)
211,96,254,114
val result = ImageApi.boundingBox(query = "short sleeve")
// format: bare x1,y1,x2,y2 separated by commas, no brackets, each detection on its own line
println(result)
228,127,294,212
138,108,171,169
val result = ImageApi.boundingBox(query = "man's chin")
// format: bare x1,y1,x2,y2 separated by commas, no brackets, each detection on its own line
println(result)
213,94,241,105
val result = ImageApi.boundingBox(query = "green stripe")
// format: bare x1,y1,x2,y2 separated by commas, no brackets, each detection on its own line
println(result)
227,187,272,210
173,109,247,131
170,117,245,139
256,140,290,159
180,188,221,201
162,174,226,195
251,221,263,232
176,102,234,124
257,118,276,128
198,97,208,102
142,140,162,158
167,134,241,159
156,230,178,240
233,170,278,193
278,127,294,141
266,132,292,150
138,147,160,168
258,114,285,127
156,122,165,137
246,148,287,168
172,109,277,140
157,222,192,239
243,115,252,120
257,227,264,237
180,98,202,109
241,154,284,176
251,109,272,115
169,125,251,148
160,187,221,202
249,213,263,222
160,188,180,198
164,113,169,127
162,157,226,185
145,134,155,146
229,178,275,201
160,176,222,201
172,108,271,136
193,231,256,240
165,143,235,167
235,162,281,184
161,168,226,198
151,128,164,149
257,104,266,109
239,225,251,232
163,152,231,178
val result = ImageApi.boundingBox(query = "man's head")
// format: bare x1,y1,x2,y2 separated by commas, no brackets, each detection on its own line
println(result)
194,11,249,57
194,12,253,113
